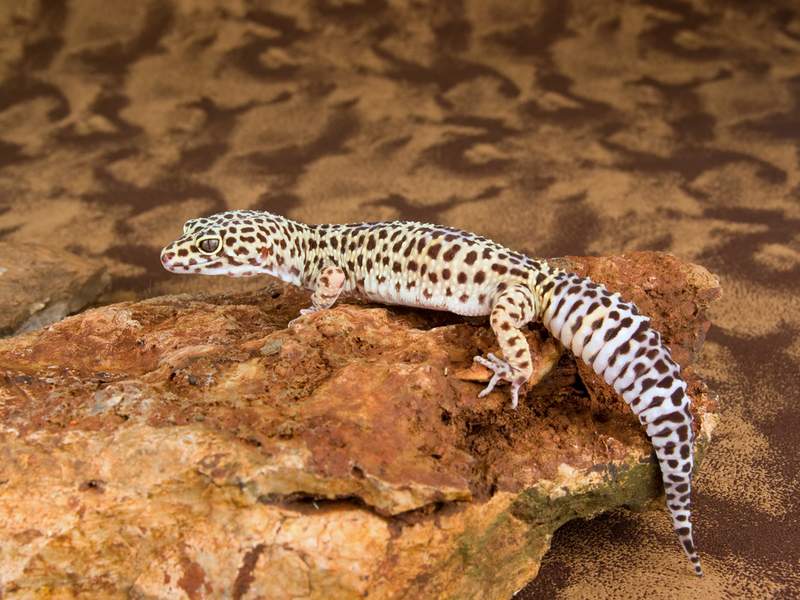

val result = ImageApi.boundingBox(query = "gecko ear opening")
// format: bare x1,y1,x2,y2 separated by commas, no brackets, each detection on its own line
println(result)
197,235,222,254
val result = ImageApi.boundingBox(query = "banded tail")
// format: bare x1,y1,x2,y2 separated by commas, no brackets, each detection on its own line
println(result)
536,270,703,576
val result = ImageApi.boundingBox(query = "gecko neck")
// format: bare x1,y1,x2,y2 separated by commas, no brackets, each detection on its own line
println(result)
256,214,313,288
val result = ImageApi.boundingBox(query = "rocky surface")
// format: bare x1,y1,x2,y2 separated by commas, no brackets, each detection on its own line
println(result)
0,252,720,600
0,242,111,338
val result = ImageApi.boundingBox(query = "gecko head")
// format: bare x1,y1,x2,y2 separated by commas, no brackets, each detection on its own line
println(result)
160,210,283,278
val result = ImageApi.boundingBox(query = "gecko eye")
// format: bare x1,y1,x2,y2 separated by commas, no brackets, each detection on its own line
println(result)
197,236,222,254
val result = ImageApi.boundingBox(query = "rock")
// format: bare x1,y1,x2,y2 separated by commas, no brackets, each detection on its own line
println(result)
0,252,720,599
0,242,111,338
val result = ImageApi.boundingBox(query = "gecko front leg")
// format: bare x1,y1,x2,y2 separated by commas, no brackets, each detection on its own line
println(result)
474,284,537,408
293,265,346,323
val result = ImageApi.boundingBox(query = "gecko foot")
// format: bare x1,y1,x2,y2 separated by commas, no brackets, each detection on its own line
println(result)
473,354,521,408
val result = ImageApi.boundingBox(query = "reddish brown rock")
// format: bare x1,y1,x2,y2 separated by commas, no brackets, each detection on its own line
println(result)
0,253,720,599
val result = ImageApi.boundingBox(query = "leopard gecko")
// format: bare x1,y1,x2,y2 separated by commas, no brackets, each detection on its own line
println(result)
161,210,703,576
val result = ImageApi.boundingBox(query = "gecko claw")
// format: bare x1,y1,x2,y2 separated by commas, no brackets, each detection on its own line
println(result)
474,354,518,406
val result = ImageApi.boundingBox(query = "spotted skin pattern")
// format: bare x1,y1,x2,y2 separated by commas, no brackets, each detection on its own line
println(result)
161,210,703,576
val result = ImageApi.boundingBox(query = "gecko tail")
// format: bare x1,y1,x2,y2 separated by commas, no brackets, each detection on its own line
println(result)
536,269,703,577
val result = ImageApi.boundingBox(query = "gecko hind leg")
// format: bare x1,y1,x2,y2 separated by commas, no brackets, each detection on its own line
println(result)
473,284,536,409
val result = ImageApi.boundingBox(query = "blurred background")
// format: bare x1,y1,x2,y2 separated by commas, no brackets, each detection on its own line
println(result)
1,1,798,597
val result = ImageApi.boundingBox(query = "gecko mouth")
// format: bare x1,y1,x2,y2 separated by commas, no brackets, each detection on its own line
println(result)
160,250,220,272
160,246,268,276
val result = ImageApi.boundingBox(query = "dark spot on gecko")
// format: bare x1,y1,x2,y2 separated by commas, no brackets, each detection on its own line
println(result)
639,378,657,392
570,315,585,335
428,243,442,259
457,272,467,284
492,264,508,275
442,244,460,261
671,387,684,406
656,377,674,390
465,250,477,265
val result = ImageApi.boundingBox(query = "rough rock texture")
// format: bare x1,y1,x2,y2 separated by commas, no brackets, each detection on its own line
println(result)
0,242,111,338
0,252,720,600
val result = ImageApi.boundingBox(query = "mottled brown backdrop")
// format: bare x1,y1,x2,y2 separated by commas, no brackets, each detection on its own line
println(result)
1,0,798,598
